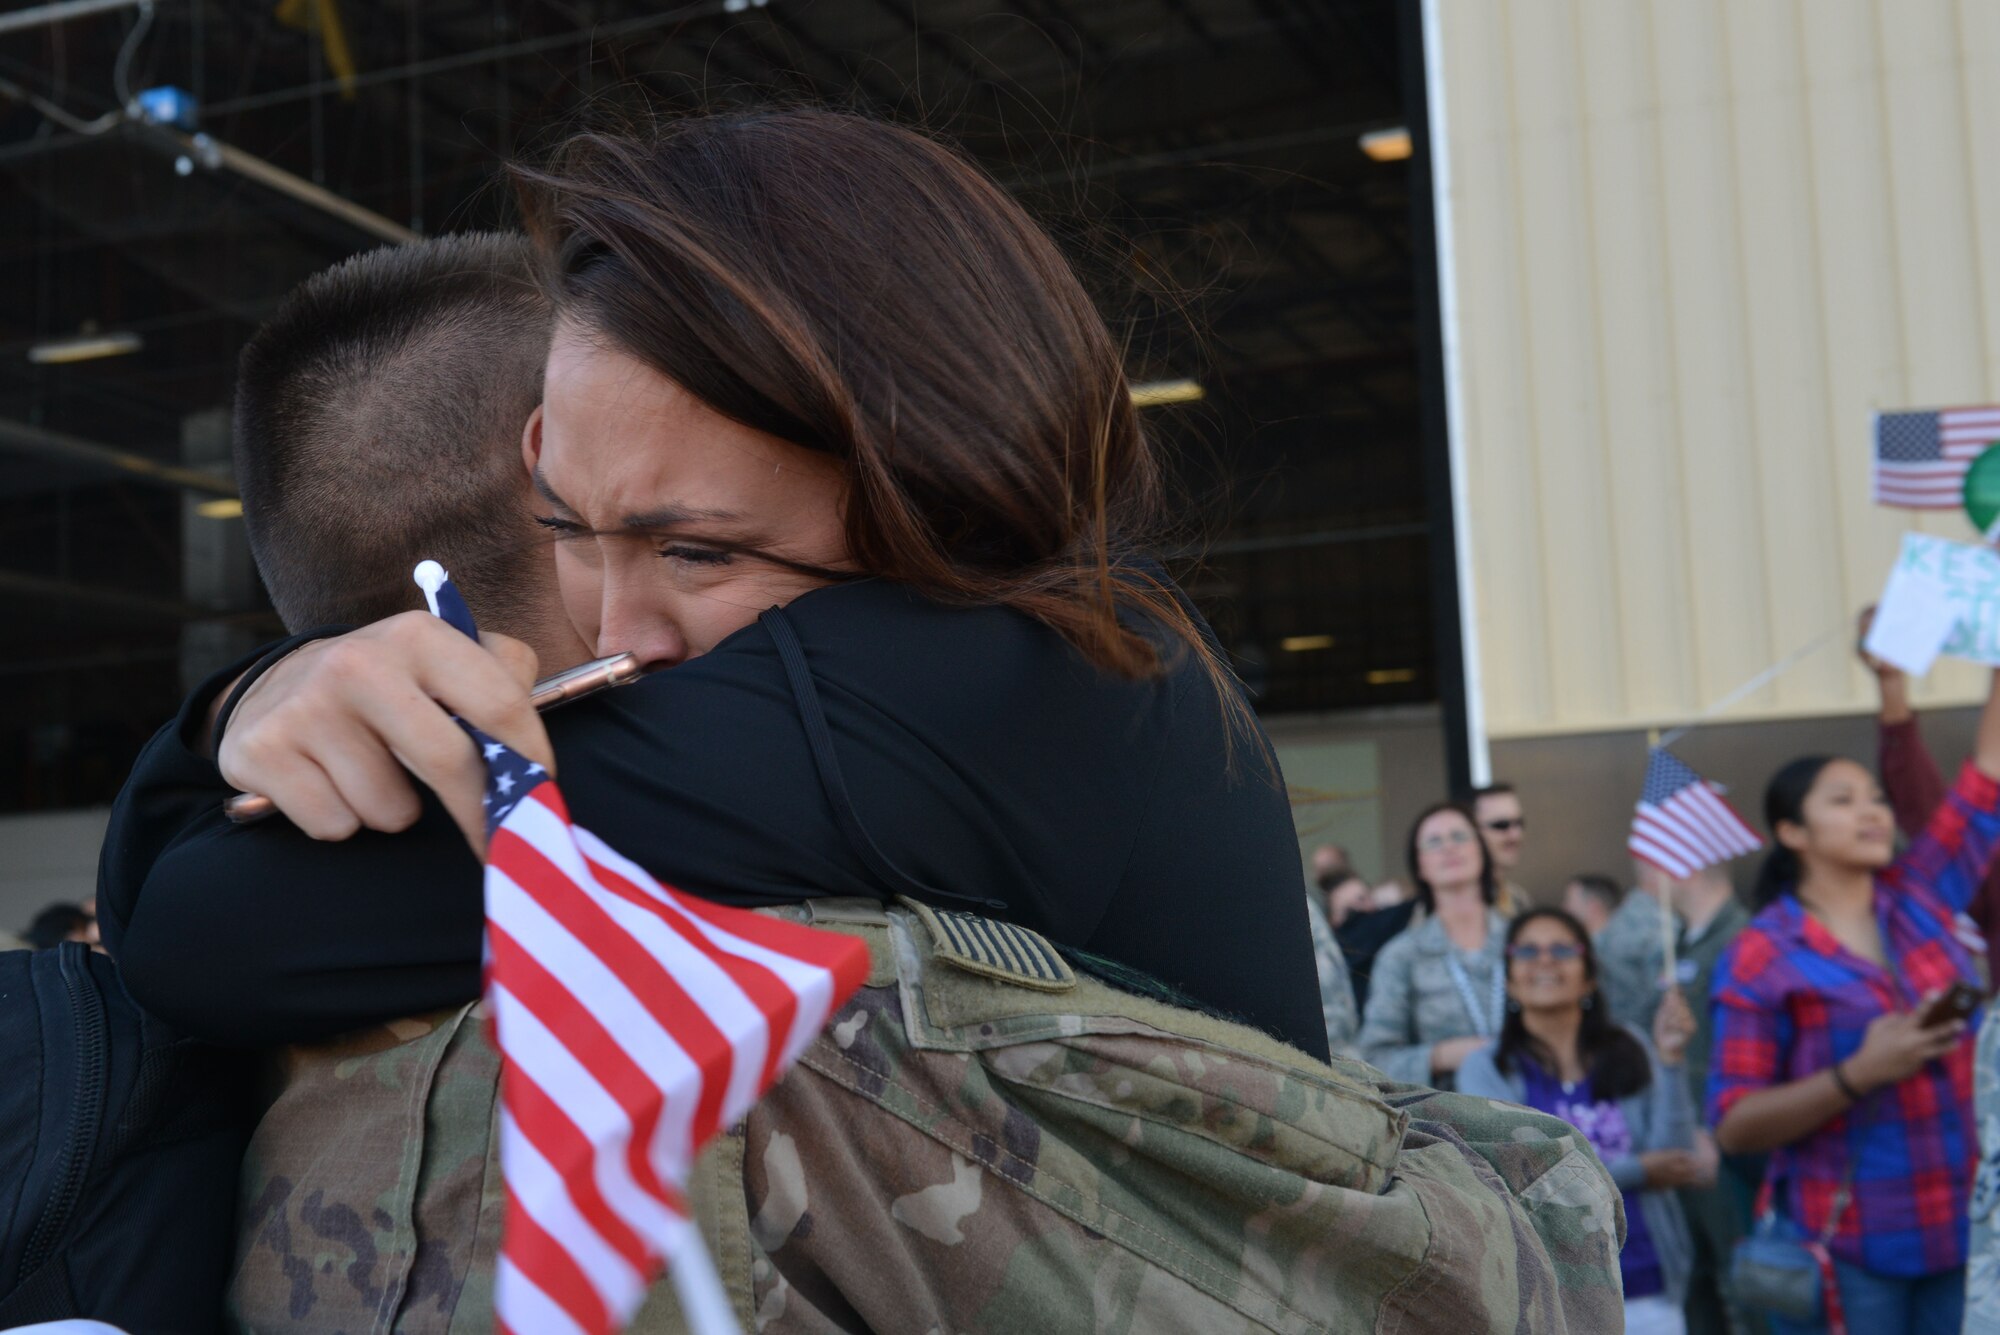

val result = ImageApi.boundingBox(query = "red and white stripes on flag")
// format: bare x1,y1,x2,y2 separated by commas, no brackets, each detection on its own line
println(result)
1628,747,1765,880
410,562,868,1335
1873,405,2000,508
482,765,870,1335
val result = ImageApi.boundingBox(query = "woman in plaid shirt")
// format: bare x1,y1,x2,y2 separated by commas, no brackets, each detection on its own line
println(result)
1709,674,2000,1333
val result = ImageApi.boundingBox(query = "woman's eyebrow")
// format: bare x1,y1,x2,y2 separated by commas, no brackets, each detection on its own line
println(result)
619,502,745,530
530,466,577,515
529,467,740,530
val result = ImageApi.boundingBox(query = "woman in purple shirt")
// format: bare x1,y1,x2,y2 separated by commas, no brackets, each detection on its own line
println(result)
1459,907,1703,1335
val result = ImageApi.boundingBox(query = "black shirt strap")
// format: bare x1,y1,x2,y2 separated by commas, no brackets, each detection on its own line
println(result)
759,605,1008,912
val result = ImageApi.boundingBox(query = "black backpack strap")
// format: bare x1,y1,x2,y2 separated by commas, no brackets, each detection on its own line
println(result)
759,606,1008,913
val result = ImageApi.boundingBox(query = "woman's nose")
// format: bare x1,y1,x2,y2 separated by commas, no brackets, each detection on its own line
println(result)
597,579,685,672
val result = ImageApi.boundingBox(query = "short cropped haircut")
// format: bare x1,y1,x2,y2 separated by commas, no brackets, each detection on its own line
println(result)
1468,782,1516,803
233,233,553,630
1566,873,1624,915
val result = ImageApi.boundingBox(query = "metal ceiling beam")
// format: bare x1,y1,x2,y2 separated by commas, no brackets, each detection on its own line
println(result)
0,418,236,497
159,129,419,247
0,0,144,39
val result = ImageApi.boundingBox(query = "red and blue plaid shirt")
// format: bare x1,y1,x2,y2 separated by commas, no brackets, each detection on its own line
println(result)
1709,761,2000,1277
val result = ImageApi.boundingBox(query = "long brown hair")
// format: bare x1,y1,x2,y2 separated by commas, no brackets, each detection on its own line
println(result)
513,107,1242,720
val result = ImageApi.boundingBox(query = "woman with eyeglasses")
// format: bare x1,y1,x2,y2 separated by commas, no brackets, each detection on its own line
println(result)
1357,801,1512,1085
1458,907,1701,1335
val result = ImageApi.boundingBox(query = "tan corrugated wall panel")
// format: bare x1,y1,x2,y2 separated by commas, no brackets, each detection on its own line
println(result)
1433,0,2000,738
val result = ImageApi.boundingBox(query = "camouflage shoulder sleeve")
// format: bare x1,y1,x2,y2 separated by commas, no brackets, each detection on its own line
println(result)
1307,897,1360,1058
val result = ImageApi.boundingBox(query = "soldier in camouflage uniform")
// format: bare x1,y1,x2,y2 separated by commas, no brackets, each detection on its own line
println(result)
1305,892,1360,1058
1968,1006,2000,1332
228,899,1627,1334
1596,865,1678,1032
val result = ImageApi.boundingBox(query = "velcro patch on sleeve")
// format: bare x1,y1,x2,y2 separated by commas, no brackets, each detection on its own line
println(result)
902,898,1077,992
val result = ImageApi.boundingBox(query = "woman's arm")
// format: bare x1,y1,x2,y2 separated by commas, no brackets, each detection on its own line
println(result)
1713,1000,1963,1154
102,630,880,1043
1643,1046,1698,1154
1356,940,1435,1085
1861,606,1943,837
1450,1049,1515,1103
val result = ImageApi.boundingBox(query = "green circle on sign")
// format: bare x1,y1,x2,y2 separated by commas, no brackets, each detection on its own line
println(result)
1967,442,2000,535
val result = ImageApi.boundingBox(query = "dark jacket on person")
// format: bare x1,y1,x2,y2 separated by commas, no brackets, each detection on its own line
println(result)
97,578,1329,1059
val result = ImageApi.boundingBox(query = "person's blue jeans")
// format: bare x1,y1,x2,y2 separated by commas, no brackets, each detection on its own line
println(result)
1762,1260,1963,1335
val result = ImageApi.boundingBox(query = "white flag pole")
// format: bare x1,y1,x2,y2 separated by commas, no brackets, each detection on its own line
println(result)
665,1230,742,1335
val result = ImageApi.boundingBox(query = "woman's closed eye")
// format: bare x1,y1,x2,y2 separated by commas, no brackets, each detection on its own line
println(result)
658,543,732,566
533,514,589,538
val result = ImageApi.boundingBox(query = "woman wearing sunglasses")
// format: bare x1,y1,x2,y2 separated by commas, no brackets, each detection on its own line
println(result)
1358,800,1511,1085
1458,906,1704,1335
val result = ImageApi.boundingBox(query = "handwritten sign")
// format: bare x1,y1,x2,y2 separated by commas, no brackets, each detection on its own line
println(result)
1870,532,2000,672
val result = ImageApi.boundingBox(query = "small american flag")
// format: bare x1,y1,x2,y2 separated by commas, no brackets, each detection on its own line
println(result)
1873,406,2000,508
414,564,871,1335
1628,748,1765,879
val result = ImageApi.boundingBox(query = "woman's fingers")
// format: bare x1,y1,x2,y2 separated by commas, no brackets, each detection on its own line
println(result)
239,745,360,842
404,627,554,776
217,613,547,853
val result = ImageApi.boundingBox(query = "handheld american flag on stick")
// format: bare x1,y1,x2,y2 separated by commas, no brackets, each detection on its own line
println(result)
411,562,871,1335
1873,406,2000,508
1628,747,1765,880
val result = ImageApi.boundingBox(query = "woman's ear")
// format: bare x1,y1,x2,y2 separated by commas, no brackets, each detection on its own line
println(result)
1774,817,1810,855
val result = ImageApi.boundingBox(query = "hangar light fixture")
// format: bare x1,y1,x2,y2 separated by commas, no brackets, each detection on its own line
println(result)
28,330,143,365
1359,127,1412,162
1129,378,1205,408
1281,634,1336,652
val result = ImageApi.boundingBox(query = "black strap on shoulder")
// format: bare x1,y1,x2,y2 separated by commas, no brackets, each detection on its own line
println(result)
759,606,1008,913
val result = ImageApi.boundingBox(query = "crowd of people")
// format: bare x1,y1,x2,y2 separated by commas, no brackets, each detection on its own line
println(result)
1304,628,2000,1334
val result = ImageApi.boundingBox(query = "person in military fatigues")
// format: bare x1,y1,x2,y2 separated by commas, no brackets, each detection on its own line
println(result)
1597,862,1679,1032
228,898,1630,1334
1306,890,1361,1059
1968,1007,2000,1332
1669,864,1765,1335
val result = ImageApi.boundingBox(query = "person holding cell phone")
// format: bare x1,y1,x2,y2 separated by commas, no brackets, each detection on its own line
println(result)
1707,669,2000,1333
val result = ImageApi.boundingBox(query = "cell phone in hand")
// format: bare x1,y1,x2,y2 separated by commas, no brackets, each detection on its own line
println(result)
1918,981,1983,1029
221,651,641,824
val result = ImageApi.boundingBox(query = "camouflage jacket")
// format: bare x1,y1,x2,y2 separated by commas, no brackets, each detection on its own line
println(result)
1969,1007,2000,1330
228,899,1626,1334
1356,910,1510,1085
1305,893,1360,1059
1595,891,1678,1032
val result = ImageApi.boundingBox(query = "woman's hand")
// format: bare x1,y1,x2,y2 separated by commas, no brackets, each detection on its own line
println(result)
1844,997,1965,1093
1430,1035,1488,1075
218,613,553,856
1639,1148,1704,1190
1689,1129,1721,1187
1652,987,1696,1067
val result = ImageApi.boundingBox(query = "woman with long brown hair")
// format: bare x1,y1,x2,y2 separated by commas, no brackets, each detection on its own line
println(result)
99,108,1327,1059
